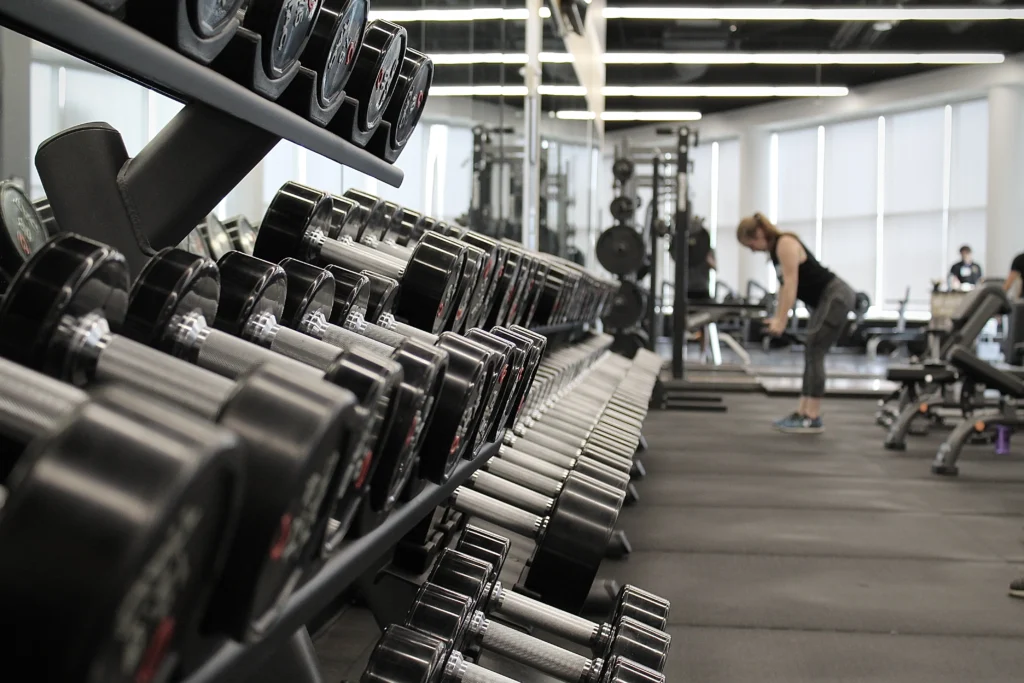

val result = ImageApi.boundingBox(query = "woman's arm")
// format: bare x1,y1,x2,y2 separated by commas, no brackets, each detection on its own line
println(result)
773,236,801,325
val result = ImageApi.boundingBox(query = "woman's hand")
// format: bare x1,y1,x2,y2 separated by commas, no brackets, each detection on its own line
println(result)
766,317,788,337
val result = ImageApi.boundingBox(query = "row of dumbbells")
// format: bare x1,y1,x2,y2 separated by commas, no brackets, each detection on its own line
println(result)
176,183,618,335
451,338,664,612
0,226,621,680
358,524,670,683
76,0,428,161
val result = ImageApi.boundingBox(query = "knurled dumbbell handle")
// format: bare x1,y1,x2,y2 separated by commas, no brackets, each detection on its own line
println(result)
470,471,552,515
356,320,411,349
0,359,86,441
485,457,562,497
98,335,235,418
197,328,323,384
491,586,599,646
388,318,438,346
498,446,573,480
474,617,593,683
269,326,347,372
319,322,396,356
450,487,542,538
446,651,518,683
505,441,578,470
521,430,583,457
320,236,405,281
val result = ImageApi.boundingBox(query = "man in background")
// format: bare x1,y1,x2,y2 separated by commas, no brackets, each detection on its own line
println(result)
949,245,982,289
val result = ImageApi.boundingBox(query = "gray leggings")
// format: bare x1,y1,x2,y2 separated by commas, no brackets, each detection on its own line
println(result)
803,278,857,398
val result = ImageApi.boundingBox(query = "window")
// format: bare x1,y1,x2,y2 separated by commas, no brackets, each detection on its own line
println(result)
948,99,988,268
774,127,819,249
822,117,879,302
883,107,946,309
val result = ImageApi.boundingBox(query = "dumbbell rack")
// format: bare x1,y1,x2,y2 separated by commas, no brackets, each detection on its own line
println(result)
181,443,498,683
0,0,401,276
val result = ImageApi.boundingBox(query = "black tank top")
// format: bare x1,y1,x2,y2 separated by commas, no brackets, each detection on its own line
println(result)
770,234,835,308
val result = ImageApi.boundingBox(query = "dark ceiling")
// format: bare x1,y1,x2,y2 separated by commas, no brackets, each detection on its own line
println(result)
378,1,1024,127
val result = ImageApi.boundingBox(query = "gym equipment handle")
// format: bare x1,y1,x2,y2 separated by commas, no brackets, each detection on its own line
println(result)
446,651,518,683
491,586,599,648
98,335,234,418
470,471,552,516
485,457,561,497
498,445,573,481
473,615,593,682
450,487,542,538
197,328,323,383
357,320,411,349
0,359,86,441
319,323,395,357
321,237,405,281
388,318,438,346
269,327,345,372
510,438,578,468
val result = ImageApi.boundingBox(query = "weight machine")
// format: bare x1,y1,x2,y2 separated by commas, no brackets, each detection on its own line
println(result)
465,126,578,260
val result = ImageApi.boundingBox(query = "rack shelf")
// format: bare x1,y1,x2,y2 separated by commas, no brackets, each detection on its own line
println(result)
0,0,402,186
182,439,499,683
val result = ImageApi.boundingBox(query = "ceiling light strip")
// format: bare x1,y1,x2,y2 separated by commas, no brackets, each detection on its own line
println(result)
368,6,1024,22
555,111,704,121
430,85,848,97
427,52,1006,66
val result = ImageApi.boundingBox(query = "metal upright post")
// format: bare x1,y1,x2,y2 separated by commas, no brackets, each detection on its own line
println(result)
648,155,661,351
522,0,543,251
673,128,691,379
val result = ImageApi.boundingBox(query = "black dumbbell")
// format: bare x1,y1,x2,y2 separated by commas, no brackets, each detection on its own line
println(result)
274,257,449,529
0,360,244,683
242,0,325,81
316,265,517,464
367,47,433,162
331,19,407,142
338,192,491,335
223,214,259,254
300,0,368,109
180,225,214,259
448,527,670,662
447,470,623,613
253,182,465,334
198,213,235,259
0,181,48,294
363,624,521,683
405,580,667,683
212,251,441,514
122,247,403,553
331,191,484,335
0,234,359,639
360,268,400,322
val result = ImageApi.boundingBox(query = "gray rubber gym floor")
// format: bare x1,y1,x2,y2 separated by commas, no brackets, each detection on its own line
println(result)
315,394,1024,681
604,394,1024,682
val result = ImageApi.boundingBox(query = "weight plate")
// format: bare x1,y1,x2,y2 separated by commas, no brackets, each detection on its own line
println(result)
305,0,368,107
388,208,421,247
0,183,48,293
384,49,433,150
405,582,473,650
348,20,408,133
396,233,464,335
465,330,522,443
600,656,665,683
180,228,213,259
1,390,243,683
446,243,485,333
268,0,323,78
363,625,449,683
122,249,220,350
0,234,129,373
224,216,258,254
326,195,363,240
341,189,388,242
323,265,372,320
189,0,246,38
603,280,646,329
596,224,646,276
525,472,624,613
278,256,337,327
360,270,399,323
253,182,334,264
31,197,59,237
612,157,634,183
609,195,635,222
201,215,235,260
488,326,543,429
213,252,287,335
